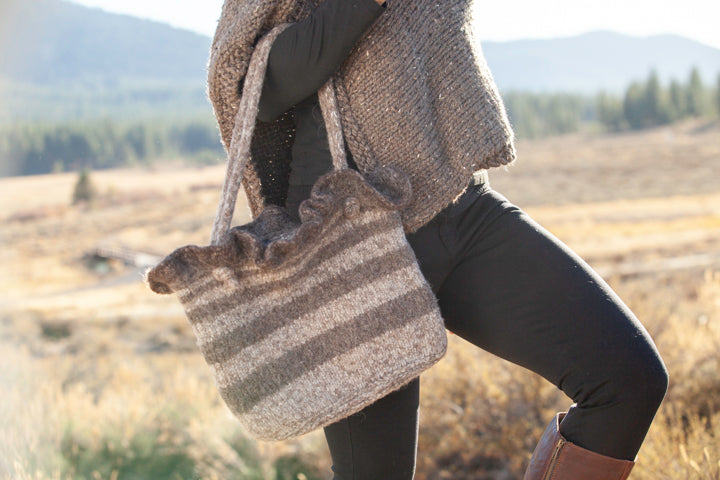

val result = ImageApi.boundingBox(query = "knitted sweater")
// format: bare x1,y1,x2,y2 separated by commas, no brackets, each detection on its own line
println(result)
208,0,516,233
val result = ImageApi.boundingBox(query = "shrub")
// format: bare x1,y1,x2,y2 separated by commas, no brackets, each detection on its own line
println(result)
72,169,96,205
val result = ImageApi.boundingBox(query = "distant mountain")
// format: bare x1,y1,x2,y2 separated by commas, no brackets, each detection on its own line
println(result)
482,31,720,93
1,0,719,122
0,0,210,87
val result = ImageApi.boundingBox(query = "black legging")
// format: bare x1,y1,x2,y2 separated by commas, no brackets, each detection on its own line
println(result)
287,182,668,480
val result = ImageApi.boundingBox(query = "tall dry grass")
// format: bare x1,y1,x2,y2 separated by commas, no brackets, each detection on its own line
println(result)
2,269,718,479
0,337,329,480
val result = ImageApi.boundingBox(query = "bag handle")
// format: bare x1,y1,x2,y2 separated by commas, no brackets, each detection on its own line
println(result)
211,24,350,245
317,76,349,172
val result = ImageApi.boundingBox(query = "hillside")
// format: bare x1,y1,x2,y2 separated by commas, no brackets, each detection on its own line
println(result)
0,0,213,122
483,31,720,93
0,0,210,86
5,0,719,92
1,0,719,123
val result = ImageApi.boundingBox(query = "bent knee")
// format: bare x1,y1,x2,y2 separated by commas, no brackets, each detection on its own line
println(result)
598,351,669,413
572,346,668,415
625,356,669,410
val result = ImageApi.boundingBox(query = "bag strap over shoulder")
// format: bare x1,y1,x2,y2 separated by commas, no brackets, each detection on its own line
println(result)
211,24,351,246
211,24,289,245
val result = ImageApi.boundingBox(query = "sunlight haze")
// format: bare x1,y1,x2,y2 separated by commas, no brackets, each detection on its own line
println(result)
69,0,720,49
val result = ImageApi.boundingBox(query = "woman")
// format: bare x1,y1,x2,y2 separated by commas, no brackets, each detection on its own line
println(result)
208,0,669,478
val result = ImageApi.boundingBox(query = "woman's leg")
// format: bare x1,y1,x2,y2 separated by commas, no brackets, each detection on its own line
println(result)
430,187,668,461
323,378,420,480
322,182,667,477
320,200,459,480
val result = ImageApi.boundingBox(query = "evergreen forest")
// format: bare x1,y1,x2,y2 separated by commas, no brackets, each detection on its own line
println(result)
1,68,719,177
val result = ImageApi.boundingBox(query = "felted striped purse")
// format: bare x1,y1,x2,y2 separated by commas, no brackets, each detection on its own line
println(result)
145,25,447,441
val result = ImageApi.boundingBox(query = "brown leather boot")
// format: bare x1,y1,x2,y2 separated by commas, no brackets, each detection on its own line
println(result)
523,413,635,480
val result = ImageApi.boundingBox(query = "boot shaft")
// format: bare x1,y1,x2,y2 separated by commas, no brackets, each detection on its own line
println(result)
523,413,635,480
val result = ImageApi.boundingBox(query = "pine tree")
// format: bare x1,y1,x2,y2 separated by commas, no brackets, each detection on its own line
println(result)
668,79,687,120
686,67,705,117
596,92,625,131
623,82,647,129
716,72,720,116
643,70,671,126
645,70,662,125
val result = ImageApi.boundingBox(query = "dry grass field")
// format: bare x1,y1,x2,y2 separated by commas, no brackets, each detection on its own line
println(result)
1,119,720,479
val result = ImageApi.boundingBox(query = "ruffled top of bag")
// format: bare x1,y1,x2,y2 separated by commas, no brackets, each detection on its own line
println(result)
146,167,410,295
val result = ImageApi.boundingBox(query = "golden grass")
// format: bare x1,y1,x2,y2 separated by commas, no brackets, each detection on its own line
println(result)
1,121,719,479
3,270,718,479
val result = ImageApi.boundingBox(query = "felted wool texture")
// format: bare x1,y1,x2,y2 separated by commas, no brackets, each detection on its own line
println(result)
208,0,516,233
147,167,448,441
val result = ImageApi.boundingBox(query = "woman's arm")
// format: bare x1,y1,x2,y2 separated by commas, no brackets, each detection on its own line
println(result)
257,0,386,122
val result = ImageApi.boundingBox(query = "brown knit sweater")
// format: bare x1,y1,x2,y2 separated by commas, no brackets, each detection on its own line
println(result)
208,0,516,233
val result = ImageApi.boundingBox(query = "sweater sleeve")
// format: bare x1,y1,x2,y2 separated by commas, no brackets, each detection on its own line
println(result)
256,0,385,122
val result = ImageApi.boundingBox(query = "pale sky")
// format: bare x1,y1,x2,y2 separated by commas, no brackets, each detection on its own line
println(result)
69,0,720,50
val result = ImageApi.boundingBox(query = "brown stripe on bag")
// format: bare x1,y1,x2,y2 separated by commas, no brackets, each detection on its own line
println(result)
184,212,400,319
218,286,438,414
199,246,417,364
